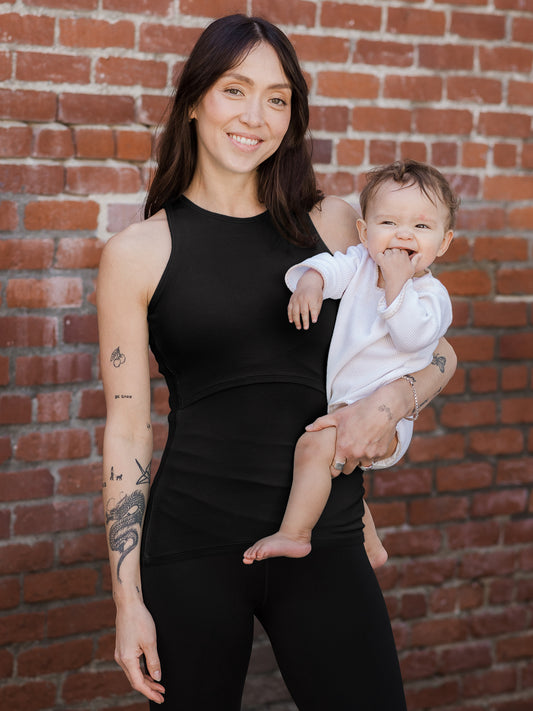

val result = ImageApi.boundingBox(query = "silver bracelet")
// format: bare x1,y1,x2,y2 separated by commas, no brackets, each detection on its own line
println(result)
401,375,419,421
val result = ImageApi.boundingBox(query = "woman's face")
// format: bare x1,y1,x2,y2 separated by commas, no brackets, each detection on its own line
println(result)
190,41,292,181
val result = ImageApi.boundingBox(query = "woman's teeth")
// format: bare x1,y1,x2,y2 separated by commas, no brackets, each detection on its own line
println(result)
229,134,260,146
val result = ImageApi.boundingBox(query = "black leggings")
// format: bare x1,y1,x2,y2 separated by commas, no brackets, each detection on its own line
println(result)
141,543,406,711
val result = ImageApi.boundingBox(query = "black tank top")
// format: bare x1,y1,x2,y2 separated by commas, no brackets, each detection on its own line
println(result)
142,196,364,564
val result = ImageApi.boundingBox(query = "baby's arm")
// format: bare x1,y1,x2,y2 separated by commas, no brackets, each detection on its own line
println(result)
287,269,324,330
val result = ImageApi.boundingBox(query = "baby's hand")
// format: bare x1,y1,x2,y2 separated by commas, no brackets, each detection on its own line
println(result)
288,269,324,330
375,248,423,305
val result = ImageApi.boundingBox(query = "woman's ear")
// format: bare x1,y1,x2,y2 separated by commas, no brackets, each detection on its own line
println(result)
437,229,454,257
356,218,368,247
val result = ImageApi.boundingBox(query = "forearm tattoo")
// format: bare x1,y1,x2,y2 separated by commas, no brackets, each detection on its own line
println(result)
135,459,151,486
432,352,446,373
110,346,126,367
106,490,145,583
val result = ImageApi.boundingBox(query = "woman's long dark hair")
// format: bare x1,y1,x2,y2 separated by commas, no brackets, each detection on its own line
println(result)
144,14,323,246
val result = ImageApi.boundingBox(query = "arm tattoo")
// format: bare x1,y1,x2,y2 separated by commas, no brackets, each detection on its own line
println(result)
378,404,393,421
135,459,151,485
106,490,145,584
110,347,126,367
432,353,447,373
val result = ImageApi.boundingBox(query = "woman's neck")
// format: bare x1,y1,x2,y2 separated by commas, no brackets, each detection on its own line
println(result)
184,170,264,218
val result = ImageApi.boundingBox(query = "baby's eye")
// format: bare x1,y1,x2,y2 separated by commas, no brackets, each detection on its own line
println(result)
415,223,430,229
380,220,395,225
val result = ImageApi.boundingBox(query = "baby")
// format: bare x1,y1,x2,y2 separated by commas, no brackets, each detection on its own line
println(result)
244,160,457,566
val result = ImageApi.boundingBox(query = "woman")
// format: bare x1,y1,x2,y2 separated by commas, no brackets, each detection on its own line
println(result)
97,14,456,710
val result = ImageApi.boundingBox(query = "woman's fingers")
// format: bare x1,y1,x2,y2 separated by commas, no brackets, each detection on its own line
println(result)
119,653,165,704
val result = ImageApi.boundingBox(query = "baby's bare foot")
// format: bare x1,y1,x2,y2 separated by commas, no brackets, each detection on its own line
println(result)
243,532,312,564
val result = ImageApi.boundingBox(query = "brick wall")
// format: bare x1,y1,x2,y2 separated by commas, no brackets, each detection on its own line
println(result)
1,0,532,709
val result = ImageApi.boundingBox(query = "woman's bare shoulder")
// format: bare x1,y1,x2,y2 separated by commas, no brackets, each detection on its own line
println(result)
310,196,360,253
99,210,171,303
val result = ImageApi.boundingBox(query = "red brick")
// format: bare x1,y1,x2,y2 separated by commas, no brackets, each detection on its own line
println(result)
6,277,82,308
441,401,497,428
400,141,427,162
0,164,64,194
419,44,474,70
59,93,135,125
17,52,90,84
469,366,498,393
66,165,141,194
383,528,442,557
0,681,56,711
451,11,506,39
373,467,432,497
458,206,505,231
251,0,316,26
0,201,18,230
497,633,533,662
0,316,57,347
470,428,525,456
0,437,12,464
431,142,458,166
439,269,491,296
25,200,99,231
0,89,56,121
15,429,91,462
494,143,517,167
369,140,396,165
60,17,134,47
57,462,101,495
0,395,32,424
448,76,502,104
0,125,32,157
403,557,457,588
0,239,54,269
500,333,533,361
400,649,438,682
56,238,103,269
436,462,493,492
522,144,533,168
0,50,11,81
337,139,365,166
0,13,55,45
384,75,442,102
0,578,20,609
317,72,379,99
463,667,518,699
18,639,93,676
409,432,465,462
367,501,406,527
505,519,533,545
138,94,169,125
353,107,411,133
62,669,132,703
139,23,202,54
509,79,533,106
474,236,528,262
497,268,533,295
353,39,414,67
502,365,528,391
104,0,172,12
74,127,114,158
462,142,488,167
0,541,53,575
289,34,350,63
480,46,533,73
63,314,98,344
77,389,106,419
59,532,108,564
317,171,356,196
411,617,469,646
37,391,71,423
115,129,152,161
47,598,115,638
0,611,46,645
479,112,531,138
310,106,349,133
389,7,446,34
440,642,492,673
409,495,469,525
415,108,473,135
0,469,53,502
24,567,98,602
472,488,528,517
473,302,527,328
501,397,533,424
449,334,495,362
320,2,381,29
32,126,74,159
107,203,143,233
446,520,500,549
497,458,533,485
509,206,533,230
95,56,167,88
400,592,427,620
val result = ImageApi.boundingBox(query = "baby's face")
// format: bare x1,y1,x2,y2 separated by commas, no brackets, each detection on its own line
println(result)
357,180,453,276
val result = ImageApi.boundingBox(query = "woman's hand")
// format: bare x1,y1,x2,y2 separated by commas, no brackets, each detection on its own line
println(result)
306,388,399,476
115,600,165,704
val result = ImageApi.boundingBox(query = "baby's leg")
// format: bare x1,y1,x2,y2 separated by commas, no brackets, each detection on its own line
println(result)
362,500,388,569
243,427,336,564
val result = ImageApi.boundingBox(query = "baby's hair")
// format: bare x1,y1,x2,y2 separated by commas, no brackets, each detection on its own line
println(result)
359,160,460,230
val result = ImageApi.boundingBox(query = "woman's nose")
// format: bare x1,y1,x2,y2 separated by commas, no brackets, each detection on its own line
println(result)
240,98,265,127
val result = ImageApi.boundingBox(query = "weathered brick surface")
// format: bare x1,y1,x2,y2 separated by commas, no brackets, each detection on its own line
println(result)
1,2,532,710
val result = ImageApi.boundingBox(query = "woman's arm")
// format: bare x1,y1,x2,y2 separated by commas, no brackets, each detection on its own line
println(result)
97,225,165,704
307,337,457,474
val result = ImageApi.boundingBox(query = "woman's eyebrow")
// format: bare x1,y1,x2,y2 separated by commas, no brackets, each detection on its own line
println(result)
224,72,291,90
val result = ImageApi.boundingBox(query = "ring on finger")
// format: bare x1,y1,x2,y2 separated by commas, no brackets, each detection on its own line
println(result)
333,458,347,471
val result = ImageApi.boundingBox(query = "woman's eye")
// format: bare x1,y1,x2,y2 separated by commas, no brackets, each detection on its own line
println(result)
270,97,287,106
225,87,243,96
